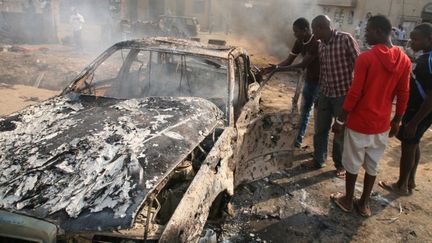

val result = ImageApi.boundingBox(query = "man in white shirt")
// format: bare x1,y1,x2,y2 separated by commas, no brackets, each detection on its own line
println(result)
397,24,406,45
70,8,85,49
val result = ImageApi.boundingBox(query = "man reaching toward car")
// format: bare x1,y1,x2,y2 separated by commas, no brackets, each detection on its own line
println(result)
262,17,320,149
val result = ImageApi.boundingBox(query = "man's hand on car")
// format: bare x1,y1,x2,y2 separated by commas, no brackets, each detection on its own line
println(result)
260,64,278,75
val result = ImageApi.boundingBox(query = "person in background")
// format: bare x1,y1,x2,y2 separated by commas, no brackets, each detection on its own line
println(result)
396,24,406,45
360,13,371,49
355,21,362,41
379,23,432,196
262,17,320,148
70,7,85,50
330,15,411,217
304,15,360,178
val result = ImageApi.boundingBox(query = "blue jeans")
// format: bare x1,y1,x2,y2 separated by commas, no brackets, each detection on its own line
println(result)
313,94,345,168
295,81,320,147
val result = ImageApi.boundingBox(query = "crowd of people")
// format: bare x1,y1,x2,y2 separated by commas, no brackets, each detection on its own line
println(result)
263,15,432,217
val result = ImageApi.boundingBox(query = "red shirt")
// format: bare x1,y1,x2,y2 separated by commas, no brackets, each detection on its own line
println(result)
319,30,360,97
343,44,411,134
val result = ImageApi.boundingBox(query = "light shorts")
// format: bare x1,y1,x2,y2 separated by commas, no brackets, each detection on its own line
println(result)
342,128,389,176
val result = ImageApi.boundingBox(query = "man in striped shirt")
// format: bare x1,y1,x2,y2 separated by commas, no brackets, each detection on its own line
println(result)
304,15,360,178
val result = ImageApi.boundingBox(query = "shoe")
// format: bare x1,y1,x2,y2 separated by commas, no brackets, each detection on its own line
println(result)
301,159,326,169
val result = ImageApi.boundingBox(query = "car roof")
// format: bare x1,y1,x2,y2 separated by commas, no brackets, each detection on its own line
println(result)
113,37,241,59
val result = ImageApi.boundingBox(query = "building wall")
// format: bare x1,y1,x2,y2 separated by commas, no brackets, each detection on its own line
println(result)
136,0,147,20
129,0,213,30
0,0,59,43
165,0,177,15
183,0,210,29
0,0,25,12
306,0,430,35
117,0,219,31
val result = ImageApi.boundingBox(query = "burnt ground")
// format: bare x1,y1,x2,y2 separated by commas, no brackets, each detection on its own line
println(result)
1,33,431,242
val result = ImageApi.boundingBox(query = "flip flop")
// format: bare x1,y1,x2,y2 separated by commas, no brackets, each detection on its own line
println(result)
330,192,352,213
378,181,410,196
353,198,371,217
336,168,346,179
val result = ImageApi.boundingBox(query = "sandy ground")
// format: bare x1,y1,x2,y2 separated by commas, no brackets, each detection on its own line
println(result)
0,33,431,242
0,43,96,115
0,84,58,115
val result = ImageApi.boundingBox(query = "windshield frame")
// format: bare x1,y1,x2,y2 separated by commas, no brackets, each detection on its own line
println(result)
61,39,251,126
63,45,230,118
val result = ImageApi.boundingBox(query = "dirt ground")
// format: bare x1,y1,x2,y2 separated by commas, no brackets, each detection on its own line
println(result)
217,33,432,243
0,44,97,115
0,33,431,242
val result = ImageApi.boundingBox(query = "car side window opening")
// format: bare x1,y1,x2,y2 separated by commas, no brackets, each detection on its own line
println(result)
77,49,128,96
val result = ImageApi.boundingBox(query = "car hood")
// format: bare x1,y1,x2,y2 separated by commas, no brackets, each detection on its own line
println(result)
0,94,223,232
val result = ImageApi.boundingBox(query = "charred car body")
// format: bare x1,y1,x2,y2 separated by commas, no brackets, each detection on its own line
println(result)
0,38,298,242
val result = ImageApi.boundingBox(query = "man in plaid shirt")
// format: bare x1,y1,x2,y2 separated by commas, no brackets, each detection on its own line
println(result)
304,15,360,177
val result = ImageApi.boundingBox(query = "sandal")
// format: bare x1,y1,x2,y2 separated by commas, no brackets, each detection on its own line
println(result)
378,181,410,196
330,192,352,213
335,168,346,179
353,198,371,217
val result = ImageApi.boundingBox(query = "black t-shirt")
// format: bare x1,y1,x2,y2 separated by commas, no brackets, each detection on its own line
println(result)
408,52,432,109
291,36,320,83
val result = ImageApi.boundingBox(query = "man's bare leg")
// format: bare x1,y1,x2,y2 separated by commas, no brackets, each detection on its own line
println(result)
332,171,357,211
356,173,375,216
397,142,418,191
379,142,417,195
408,145,420,191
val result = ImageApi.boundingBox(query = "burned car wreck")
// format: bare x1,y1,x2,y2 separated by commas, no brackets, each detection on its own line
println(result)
0,38,298,242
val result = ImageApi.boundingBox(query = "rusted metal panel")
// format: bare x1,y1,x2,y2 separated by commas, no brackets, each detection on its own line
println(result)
233,93,299,186
159,128,237,243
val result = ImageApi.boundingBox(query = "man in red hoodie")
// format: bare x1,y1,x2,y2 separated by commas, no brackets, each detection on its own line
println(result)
330,15,411,217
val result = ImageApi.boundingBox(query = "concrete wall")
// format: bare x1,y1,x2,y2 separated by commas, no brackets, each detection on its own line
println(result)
184,0,211,30
0,0,58,43
302,0,430,36
122,0,213,30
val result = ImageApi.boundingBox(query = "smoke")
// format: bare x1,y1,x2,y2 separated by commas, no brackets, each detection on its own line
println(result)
224,0,320,59
1,0,321,57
